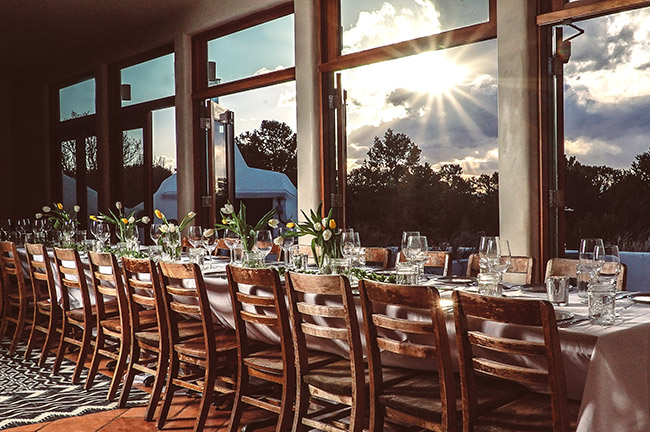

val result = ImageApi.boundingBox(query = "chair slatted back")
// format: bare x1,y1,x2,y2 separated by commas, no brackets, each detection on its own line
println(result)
285,272,364,395
467,253,535,284
364,247,389,269
398,250,451,276
88,252,128,332
158,262,213,351
0,241,28,296
122,257,166,342
53,247,91,320
24,243,57,309
226,265,293,368
452,291,569,431
359,279,456,430
545,257,627,291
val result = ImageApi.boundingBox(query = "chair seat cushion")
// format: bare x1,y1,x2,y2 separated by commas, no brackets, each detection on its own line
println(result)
380,372,527,421
474,392,580,432
102,308,157,333
36,299,53,312
175,328,237,358
8,291,33,303
135,320,204,346
303,359,412,396
66,300,119,322
244,347,338,375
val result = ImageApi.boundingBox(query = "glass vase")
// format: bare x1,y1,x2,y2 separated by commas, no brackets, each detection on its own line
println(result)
162,230,182,262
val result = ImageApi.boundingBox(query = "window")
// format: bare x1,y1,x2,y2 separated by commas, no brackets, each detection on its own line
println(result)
59,78,95,121
121,53,175,107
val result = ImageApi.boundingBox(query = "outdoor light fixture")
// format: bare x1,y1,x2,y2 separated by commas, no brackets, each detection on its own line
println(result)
120,84,132,101
208,61,221,85
557,20,585,64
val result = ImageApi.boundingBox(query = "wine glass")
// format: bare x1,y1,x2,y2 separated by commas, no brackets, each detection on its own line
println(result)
594,245,620,286
352,232,362,265
202,228,217,269
150,224,163,245
479,236,499,272
341,230,356,266
579,238,605,277
95,221,110,250
407,235,428,281
188,226,204,248
490,239,511,280
401,231,420,263
279,227,296,267
256,230,273,261
223,229,240,264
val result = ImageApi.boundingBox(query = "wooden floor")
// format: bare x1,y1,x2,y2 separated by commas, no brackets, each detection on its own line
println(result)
4,350,274,432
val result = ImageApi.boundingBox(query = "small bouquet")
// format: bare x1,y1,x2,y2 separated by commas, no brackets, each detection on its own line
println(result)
288,203,341,267
215,201,277,251
154,208,196,260
93,201,150,242
39,202,80,231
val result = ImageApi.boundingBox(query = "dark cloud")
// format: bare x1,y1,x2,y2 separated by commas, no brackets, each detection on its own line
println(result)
565,20,634,74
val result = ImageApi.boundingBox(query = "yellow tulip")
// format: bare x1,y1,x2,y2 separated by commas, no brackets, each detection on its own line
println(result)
56,203,63,210
89,215,98,221
286,222,295,229
154,209,163,219
222,218,229,225
329,219,336,229
121,218,129,224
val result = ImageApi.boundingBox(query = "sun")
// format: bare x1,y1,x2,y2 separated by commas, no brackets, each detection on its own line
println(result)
401,50,469,96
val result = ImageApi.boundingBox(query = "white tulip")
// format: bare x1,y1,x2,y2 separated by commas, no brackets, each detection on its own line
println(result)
169,224,177,233
115,201,123,210
73,205,80,213
141,216,151,224
159,225,169,233
188,211,196,218
222,204,234,215
314,222,322,232
42,206,51,213
128,216,135,224
268,218,279,229
322,229,332,241
203,228,215,237
35,213,43,219
322,218,328,227
273,236,283,246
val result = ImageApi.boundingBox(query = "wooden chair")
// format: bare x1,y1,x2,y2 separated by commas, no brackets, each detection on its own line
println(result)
545,257,627,291
398,250,451,276
226,266,334,432
285,272,366,432
156,262,238,432
358,280,457,431
84,252,132,399
0,241,32,354
23,243,60,366
453,291,581,432
118,257,203,421
467,253,535,284
52,247,118,383
364,247,390,269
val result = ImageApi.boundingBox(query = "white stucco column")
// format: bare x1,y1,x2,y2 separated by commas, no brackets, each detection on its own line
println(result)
497,0,540,262
174,33,194,223
294,0,322,216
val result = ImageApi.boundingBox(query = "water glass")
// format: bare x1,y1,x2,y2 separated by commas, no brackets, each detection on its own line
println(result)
292,253,308,271
395,263,418,285
149,245,163,262
478,273,501,297
356,247,366,267
75,229,87,245
330,258,349,275
84,239,96,253
189,247,207,267
576,264,590,303
588,282,616,326
546,275,570,306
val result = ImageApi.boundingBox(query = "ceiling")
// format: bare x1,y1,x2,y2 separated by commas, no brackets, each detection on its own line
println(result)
0,0,202,75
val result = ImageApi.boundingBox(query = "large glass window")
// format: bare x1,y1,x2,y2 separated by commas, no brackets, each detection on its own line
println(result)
153,107,178,220
343,39,498,248
59,78,95,121
206,14,294,86
341,0,490,55
121,53,175,107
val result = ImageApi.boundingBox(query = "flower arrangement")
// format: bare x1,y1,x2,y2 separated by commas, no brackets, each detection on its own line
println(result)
288,203,341,268
39,202,80,231
215,201,277,251
154,208,196,260
92,201,150,242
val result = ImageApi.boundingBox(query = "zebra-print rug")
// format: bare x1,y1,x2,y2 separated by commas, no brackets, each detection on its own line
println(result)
0,342,148,430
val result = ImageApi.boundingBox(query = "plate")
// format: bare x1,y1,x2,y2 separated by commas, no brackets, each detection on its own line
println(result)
436,276,476,284
555,311,574,322
520,283,547,293
630,294,650,304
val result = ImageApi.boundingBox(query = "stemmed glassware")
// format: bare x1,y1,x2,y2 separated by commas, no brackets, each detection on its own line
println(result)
188,226,204,249
256,230,273,262
594,245,620,286
95,221,110,251
490,239,511,281
401,231,420,254
279,227,296,267
406,235,428,281
352,232,362,265
223,229,240,264
341,230,356,267
150,224,163,245
202,228,218,269
478,236,500,272
579,238,605,278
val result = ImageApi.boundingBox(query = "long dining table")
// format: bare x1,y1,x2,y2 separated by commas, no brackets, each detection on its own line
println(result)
17,248,650,432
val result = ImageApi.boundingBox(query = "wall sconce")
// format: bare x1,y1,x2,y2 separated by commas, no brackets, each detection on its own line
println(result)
120,84,132,101
208,61,221,85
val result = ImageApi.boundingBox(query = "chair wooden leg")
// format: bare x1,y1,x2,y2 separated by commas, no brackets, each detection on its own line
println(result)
276,370,295,432
118,342,140,408
145,345,169,422
71,327,92,384
9,302,27,354
107,340,129,401
194,366,217,432
38,312,58,368
157,354,180,430
24,309,40,360
227,367,248,432
292,382,310,432
85,331,105,390
52,323,69,376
